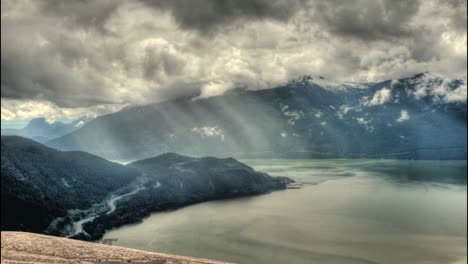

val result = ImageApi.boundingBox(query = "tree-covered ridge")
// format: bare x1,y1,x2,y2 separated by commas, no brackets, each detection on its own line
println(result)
78,153,291,240
1,137,291,240
1,136,139,233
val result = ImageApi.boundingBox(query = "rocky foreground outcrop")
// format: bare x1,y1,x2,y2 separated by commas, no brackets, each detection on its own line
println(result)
1,232,234,264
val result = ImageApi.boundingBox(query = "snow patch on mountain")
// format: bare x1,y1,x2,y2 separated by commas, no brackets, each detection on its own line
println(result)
191,126,225,141
288,76,369,92
364,88,392,106
396,110,410,122
74,121,85,128
408,73,466,104
356,117,374,131
280,104,304,125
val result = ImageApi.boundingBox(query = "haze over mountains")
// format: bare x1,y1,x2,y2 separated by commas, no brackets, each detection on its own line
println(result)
1,116,92,143
46,73,467,161
1,72,466,240
1,1,466,262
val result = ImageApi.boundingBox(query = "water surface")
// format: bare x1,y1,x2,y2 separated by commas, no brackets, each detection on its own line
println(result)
103,159,467,264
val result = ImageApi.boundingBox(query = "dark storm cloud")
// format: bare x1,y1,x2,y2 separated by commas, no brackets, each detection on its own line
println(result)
138,0,425,42
310,0,421,41
0,17,112,107
443,0,468,32
1,0,466,121
37,0,123,34
142,46,187,81
140,0,306,34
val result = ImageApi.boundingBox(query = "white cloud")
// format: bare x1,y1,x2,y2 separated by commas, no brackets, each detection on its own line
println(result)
0,99,123,122
412,74,467,103
280,104,304,125
1,0,466,122
445,83,467,103
196,81,234,99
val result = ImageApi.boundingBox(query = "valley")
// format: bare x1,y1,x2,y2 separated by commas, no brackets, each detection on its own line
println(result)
68,186,144,237
106,186,143,215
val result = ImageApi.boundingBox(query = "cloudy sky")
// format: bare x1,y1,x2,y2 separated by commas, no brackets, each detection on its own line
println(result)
1,0,467,127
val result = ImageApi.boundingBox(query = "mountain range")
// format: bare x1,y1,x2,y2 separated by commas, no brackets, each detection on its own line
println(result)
47,73,467,160
1,116,92,143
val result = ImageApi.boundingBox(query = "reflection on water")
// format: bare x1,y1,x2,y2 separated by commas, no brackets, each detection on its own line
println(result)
103,159,467,264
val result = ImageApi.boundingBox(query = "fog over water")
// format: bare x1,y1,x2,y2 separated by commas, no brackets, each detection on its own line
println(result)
103,159,467,264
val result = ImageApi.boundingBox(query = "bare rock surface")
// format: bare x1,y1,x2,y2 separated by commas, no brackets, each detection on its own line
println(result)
1,232,234,264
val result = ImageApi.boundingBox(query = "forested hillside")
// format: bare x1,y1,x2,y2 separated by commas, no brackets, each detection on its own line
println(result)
1,136,139,233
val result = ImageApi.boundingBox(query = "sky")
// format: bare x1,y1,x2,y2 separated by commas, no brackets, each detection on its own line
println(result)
1,0,467,128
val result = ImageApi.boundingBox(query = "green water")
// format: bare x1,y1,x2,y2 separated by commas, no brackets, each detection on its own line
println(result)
103,159,467,264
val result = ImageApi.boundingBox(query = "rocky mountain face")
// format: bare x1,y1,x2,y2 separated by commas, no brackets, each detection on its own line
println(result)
1,136,290,240
47,73,467,160
1,116,92,143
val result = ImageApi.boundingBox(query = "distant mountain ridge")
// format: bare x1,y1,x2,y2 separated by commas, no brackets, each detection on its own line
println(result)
47,73,467,160
1,116,92,143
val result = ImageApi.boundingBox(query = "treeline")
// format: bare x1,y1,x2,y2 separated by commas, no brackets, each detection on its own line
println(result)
78,153,292,240
1,136,140,232
1,138,291,240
